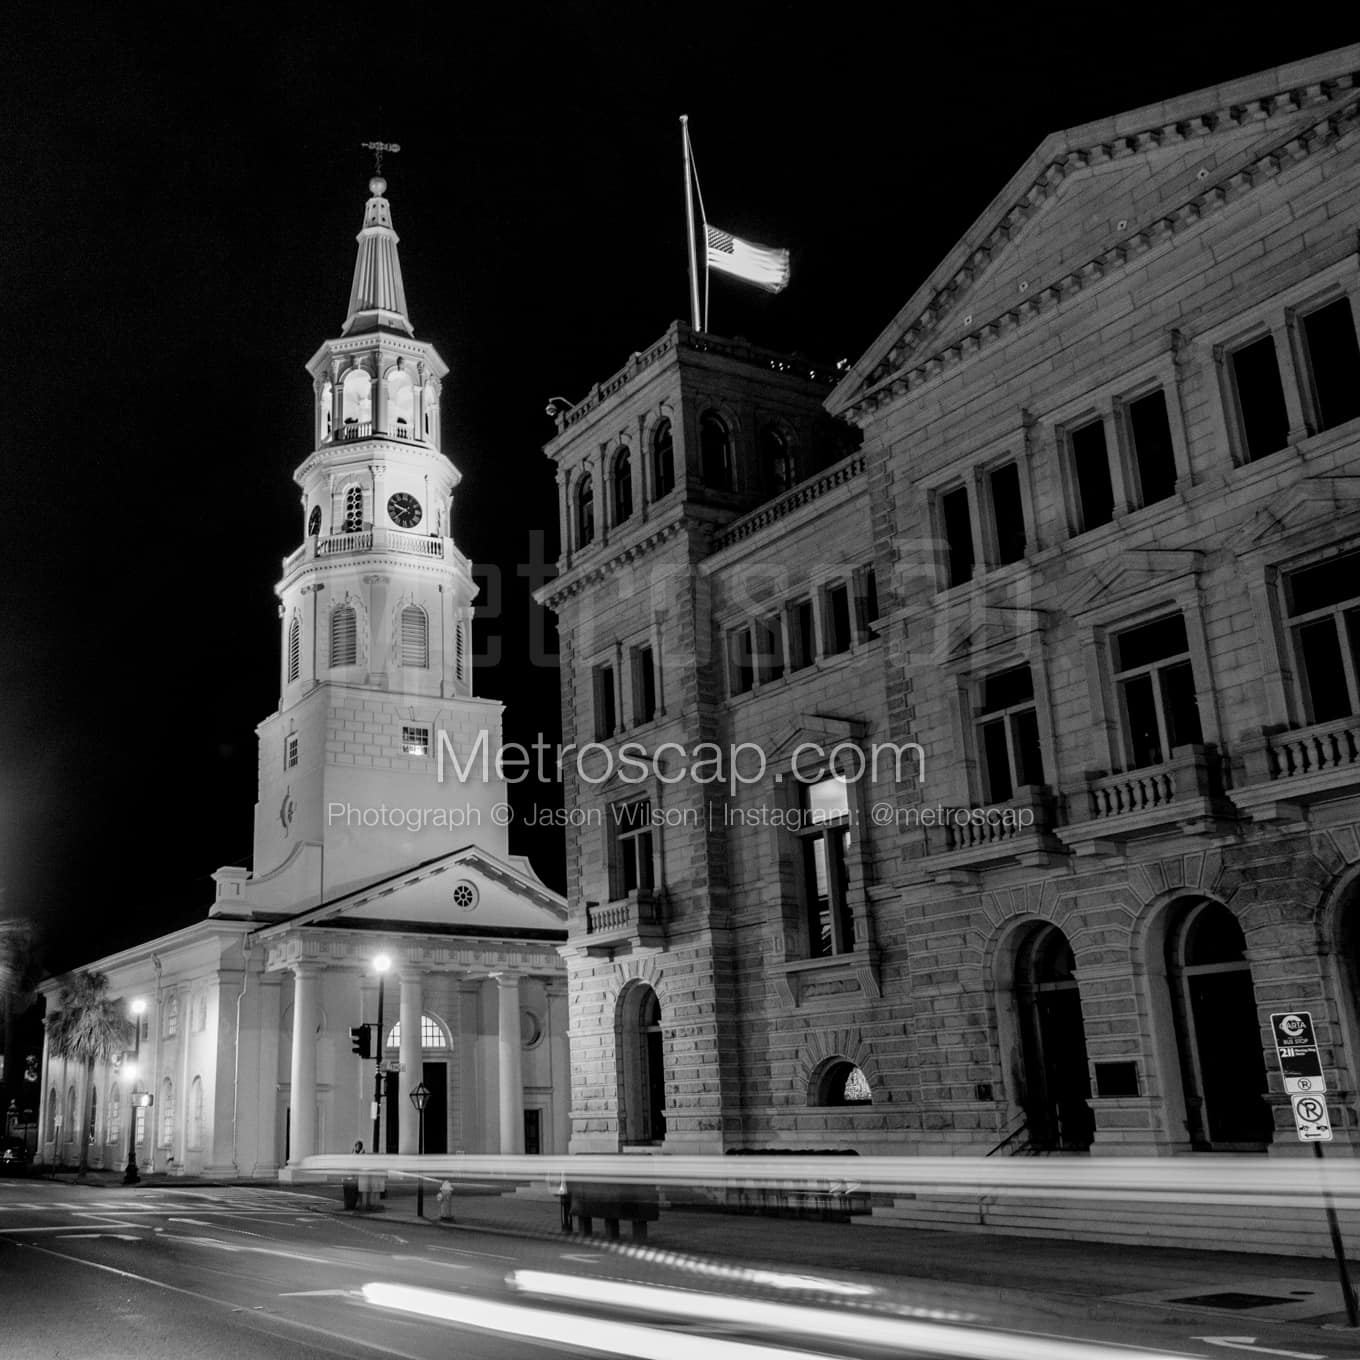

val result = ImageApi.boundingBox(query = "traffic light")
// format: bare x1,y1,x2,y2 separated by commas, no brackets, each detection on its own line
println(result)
349,1024,373,1059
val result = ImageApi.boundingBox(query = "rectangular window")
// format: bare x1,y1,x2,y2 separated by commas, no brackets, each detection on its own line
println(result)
1125,389,1178,507
1228,334,1290,461
988,462,1027,565
593,663,617,740
824,583,853,655
631,645,658,724
940,485,975,586
798,777,853,957
610,799,655,899
1112,614,1204,769
727,626,754,695
285,734,299,769
1300,298,1360,433
1070,418,1115,531
134,1107,146,1147
855,567,879,639
788,598,816,672
976,665,1044,802
753,615,783,684
1285,546,1360,722
402,724,430,756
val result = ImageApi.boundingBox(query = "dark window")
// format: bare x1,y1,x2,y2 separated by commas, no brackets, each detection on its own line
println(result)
1286,548,1360,722
788,599,816,671
1126,389,1178,507
727,627,754,695
652,419,675,498
612,450,633,524
594,663,617,739
307,505,321,536
1228,335,1289,461
700,413,733,491
576,475,595,547
1113,614,1203,768
1070,419,1115,531
762,426,796,493
632,645,658,724
855,567,879,639
610,799,654,898
799,777,853,957
825,583,853,655
941,485,975,586
753,615,783,684
1301,299,1360,433
989,462,1027,564
977,665,1044,801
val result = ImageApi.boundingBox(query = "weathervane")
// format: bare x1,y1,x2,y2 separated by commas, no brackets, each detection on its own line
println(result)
360,141,401,176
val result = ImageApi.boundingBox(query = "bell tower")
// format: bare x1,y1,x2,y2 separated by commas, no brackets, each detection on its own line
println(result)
218,174,515,916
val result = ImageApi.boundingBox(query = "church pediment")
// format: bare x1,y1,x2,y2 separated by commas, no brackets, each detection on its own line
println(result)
829,58,1360,419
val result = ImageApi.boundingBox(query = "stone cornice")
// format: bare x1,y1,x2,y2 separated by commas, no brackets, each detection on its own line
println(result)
262,928,565,976
305,330,449,381
708,452,866,556
835,81,1360,426
534,515,691,610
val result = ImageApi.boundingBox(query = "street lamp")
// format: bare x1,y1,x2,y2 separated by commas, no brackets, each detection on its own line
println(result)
123,998,146,1186
408,1082,430,1218
371,954,391,1156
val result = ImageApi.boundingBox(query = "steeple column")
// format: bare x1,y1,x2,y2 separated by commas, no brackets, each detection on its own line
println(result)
364,574,389,681
397,970,423,1155
496,974,524,1154
287,964,321,1164
370,464,387,533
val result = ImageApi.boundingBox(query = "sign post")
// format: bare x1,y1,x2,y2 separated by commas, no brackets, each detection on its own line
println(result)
1270,1012,1357,1328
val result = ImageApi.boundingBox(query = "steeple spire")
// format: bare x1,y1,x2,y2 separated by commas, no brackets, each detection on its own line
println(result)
343,176,412,337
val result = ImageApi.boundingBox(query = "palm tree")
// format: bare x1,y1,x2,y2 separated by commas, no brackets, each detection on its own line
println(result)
46,971,130,1178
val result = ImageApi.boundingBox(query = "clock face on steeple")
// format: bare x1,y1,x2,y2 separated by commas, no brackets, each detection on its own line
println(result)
387,492,422,529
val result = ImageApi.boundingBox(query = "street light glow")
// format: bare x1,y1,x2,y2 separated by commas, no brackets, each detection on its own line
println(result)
130,998,147,1016
373,953,392,974
123,1063,137,1083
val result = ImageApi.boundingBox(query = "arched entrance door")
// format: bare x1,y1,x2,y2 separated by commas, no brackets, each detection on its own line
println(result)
382,1014,450,1154
617,985,666,1145
1015,924,1094,1150
1166,899,1271,1149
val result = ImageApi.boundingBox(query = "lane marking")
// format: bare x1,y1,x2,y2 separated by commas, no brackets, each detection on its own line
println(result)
1195,1341,1325,1360
429,1244,516,1261
160,1233,334,1266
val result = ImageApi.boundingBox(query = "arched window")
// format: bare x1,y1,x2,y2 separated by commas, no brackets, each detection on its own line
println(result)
424,381,438,439
576,475,595,547
341,368,371,427
307,505,321,537
700,412,733,491
330,603,357,668
386,368,414,437
652,419,675,498
45,1088,56,1141
107,1084,121,1144
286,618,301,684
455,622,466,684
400,605,429,668
617,985,665,1144
762,426,797,493
88,1084,97,1143
384,1015,449,1050
812,1059,873,1106
612,449,633,524
160,1079,175,1147
341,485,364,533
163,993,179,1038
65,1086,76,1142
319,381,333,442
188,1077,204,1151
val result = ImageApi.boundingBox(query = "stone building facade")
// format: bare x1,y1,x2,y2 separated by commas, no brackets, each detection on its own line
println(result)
37,176,569,1176
540,45,1360,1156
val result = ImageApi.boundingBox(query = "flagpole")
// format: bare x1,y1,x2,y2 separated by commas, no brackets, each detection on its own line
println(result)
681,116,702,332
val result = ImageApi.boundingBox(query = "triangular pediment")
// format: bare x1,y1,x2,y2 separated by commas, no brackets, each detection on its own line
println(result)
829,48,1360,417
934,606,1049,664
1243,476,1360,548
265,846,566,938
1055,550,1203,618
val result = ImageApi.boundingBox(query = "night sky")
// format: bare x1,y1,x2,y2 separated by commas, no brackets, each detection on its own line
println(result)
4,5,1357,976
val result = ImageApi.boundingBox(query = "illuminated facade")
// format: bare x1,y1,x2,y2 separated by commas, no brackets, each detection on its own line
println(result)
540,46,1360,1160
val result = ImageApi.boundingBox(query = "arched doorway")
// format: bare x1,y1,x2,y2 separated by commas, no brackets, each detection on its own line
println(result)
1166,898,1271,1149
1014,923,1094,1150
617,985,665,1145
382,1013,451,1154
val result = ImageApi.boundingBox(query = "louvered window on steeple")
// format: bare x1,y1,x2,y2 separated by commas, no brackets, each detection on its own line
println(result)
342,485,364,533
400,605,429,668
286,618,301,683
455,621,466,683
331,604,357,667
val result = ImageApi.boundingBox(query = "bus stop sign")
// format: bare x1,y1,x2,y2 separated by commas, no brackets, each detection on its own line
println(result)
1270,1011,1326,1094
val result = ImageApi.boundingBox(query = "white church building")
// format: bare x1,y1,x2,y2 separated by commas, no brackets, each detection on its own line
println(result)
35,176,570,1178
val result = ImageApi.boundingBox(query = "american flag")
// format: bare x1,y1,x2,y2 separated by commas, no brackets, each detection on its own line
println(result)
705,224,790,294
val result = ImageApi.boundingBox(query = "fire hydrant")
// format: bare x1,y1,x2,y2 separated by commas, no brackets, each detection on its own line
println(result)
436,1181,454,1222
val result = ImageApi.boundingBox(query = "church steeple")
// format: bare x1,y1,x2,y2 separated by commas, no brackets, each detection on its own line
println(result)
343,175,412,336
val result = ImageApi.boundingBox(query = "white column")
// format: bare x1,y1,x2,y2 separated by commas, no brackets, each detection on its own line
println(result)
288,964,319,1164
398,970,423,1155
496,975,524,1154
547,981,571,1155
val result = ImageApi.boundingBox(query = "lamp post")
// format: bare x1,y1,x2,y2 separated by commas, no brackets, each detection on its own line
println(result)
123,998,146,1186
371,954,391,1156
408,1081,429,1218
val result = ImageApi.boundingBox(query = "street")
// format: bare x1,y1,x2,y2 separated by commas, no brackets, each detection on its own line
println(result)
3,1179,1360,1360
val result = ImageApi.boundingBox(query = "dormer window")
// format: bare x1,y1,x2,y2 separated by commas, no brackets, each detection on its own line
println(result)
341,485,363,533
576,475,595,548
